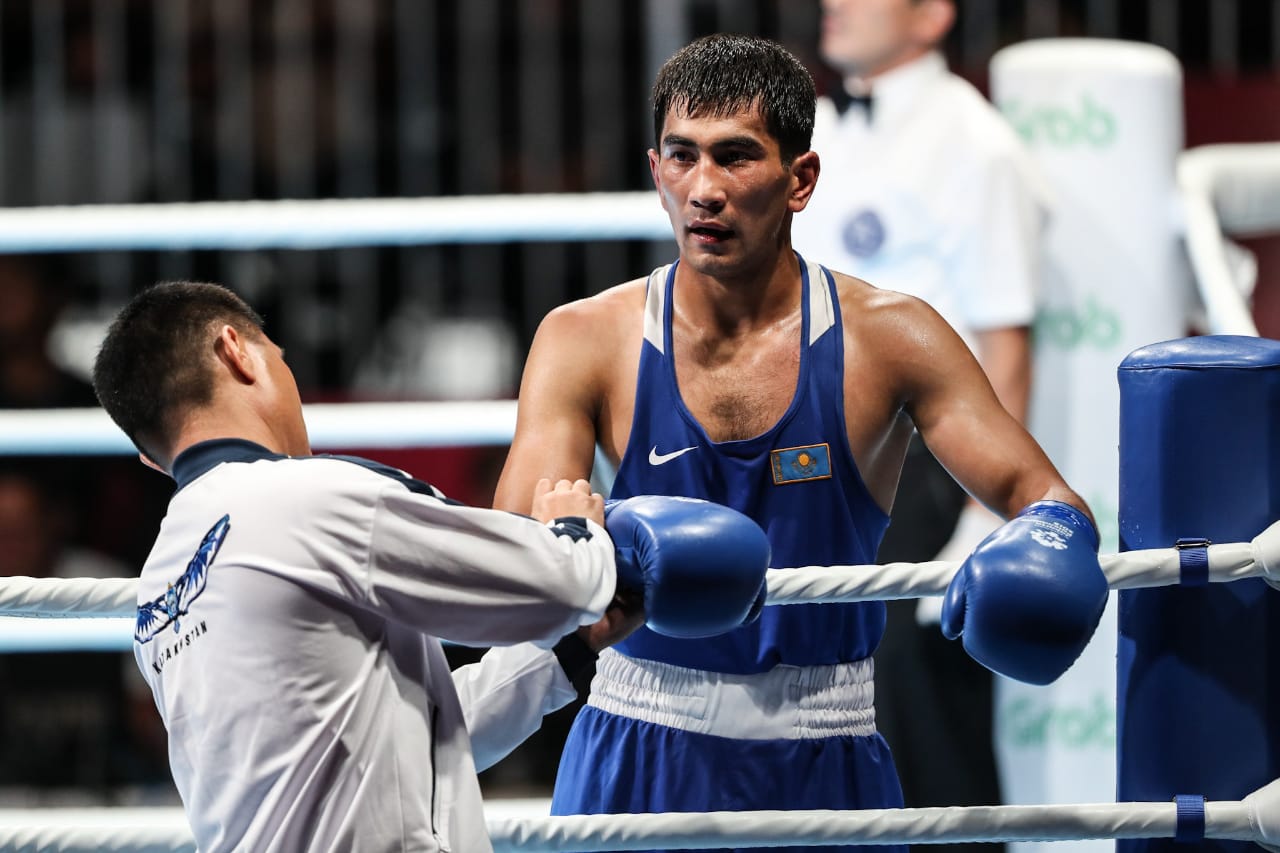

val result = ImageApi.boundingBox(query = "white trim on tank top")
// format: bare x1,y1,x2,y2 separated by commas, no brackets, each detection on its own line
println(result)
642,259,836,352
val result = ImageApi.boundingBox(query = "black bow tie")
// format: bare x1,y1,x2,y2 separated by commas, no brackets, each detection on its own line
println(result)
831,87,874,122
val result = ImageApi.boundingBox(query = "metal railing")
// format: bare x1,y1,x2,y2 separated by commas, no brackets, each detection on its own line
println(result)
0,0,1272,393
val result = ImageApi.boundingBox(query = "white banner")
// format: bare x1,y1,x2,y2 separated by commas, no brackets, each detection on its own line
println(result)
990,39,1193,853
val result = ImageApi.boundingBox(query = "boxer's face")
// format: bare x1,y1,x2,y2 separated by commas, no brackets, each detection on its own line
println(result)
820,0,950,78
648,104,817,281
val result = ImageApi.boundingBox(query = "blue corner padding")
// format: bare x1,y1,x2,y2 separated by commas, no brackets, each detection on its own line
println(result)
1117,335,1280,853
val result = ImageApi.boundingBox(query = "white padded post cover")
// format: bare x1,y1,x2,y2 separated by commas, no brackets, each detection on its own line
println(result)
989,39,1192,853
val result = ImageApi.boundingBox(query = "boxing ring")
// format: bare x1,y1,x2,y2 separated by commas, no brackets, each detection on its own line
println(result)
0,790,1276,852
0,458,1277,851
0,69,1279,848
0,363,1277,851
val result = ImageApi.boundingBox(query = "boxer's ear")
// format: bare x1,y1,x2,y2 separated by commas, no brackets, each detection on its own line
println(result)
788,150,820,213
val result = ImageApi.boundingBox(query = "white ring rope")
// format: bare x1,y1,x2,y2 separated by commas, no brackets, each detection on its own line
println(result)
0,577,137,618
767,534,1271,605
0,192,670,252
0,779,1275,852
0,402,518,455
1,521,1275,622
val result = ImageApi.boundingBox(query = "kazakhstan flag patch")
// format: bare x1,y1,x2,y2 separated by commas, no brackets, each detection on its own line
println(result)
770,443,832,485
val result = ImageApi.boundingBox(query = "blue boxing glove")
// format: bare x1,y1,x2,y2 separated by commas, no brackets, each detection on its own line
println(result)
940,500,1108,685
605,496,770,639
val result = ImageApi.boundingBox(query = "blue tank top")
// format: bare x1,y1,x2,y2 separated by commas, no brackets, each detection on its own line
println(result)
612,256,891,674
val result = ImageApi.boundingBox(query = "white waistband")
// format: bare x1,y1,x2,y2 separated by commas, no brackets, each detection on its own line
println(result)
587,649,876,740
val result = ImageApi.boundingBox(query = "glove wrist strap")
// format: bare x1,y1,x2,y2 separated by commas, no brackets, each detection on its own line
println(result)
1019,500,1100,551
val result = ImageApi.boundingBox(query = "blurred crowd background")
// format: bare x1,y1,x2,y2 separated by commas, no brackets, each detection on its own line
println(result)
0,0,1277,806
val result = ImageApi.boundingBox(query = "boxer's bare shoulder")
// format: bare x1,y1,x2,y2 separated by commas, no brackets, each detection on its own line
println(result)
525,276,647,413
495,277,648,513
533,277,647,374
828,269,999,507
833,268,984,395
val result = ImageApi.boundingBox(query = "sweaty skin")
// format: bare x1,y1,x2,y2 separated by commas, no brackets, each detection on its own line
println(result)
494,104,1086,526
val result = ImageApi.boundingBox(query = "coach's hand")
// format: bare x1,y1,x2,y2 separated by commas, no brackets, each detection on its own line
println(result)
605,496,770,639
941,500,1108,685
532,478,605,527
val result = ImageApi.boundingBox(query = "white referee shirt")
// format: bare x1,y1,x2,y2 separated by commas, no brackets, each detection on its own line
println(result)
795,51,1050,354
133,439,617,853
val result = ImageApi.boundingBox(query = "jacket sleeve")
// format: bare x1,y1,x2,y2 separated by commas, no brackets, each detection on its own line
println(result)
451,643,579,772
364,485,616,648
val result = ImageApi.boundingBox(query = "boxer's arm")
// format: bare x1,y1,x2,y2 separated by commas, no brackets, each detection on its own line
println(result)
896,299,1087,520
931,325,1032,558
927,325,1032,563
892,304,1106,683
494,299,612,515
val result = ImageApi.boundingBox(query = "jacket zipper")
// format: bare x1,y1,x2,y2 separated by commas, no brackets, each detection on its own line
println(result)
429,704,443,844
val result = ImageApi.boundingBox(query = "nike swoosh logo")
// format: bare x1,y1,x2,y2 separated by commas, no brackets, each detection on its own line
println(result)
648,445,697,465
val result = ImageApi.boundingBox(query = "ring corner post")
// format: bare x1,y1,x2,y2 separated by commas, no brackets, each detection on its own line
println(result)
1116,334,1280,853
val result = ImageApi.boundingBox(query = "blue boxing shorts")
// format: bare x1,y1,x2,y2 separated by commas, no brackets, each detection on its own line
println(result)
551,650,906,853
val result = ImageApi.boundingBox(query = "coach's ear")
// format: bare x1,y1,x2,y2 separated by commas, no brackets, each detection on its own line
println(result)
214,324,258,385
139,452,168,475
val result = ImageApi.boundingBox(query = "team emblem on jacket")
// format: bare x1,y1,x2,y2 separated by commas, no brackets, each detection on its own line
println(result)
841,209,886,258
135,514,229,644
770,443,832,485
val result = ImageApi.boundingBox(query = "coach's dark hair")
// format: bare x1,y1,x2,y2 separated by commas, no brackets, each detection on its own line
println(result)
92,281,265,458
652,34,816,163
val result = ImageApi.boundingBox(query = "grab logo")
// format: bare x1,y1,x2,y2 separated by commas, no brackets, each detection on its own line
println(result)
1034,295,1123,351
1001,94,1117,149
1001,691,1115,751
